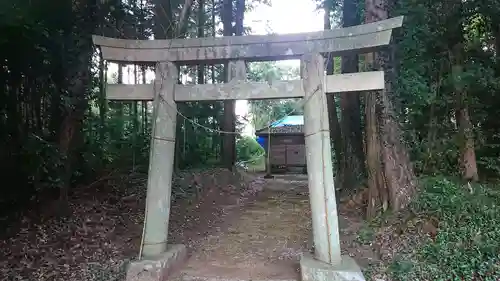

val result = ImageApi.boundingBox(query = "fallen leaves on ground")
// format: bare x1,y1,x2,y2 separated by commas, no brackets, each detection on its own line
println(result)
0,168,259,281
0,171,431,281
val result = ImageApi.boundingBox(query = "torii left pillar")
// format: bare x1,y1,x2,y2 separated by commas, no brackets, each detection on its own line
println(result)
125,61,187,281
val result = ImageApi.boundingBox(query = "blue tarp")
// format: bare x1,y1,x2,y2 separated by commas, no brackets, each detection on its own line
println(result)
256,136,266,148
255,115,303,149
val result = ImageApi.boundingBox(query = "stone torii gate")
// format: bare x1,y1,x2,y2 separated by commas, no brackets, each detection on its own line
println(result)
93,16,403,281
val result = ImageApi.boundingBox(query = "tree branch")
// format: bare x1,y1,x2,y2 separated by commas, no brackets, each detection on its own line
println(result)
176,0,195,37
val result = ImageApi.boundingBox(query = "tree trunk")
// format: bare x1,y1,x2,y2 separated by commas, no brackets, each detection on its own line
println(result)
142,66,148,136
153,0,174,39
221,0,236,169
365,0,417,214
455,106,478,181
365,81,388,217
451,53,478,182
58,41,92,215
323,3,343,170
379,80,417,210
446,0,479,182
132,64,139,170
98,51,106,144
55,0,96,214
176,0,195,37
235,0,245,35
197,0,206,86
339,0,365,193
365,51,389,217
492,21,500,75
210,0,219,159
117,64,124,149
364,0,388,217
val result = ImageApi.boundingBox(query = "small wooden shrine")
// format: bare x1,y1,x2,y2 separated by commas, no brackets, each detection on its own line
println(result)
255,115,306,173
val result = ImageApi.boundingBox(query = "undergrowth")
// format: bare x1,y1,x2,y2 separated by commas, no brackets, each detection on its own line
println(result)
390,176,500,281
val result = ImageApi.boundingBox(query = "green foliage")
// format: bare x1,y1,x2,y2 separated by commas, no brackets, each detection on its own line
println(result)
236,136,265,164
356,224,375,245
247,61,299,81
250,99,303,130
247,61,303,130
390,177,500,280
381,0,500,177
0,0,268,217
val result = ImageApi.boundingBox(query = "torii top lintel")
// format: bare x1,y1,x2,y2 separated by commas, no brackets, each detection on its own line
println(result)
93,16,403,64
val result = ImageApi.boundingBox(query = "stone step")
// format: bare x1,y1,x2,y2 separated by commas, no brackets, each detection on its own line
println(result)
180,275,298,281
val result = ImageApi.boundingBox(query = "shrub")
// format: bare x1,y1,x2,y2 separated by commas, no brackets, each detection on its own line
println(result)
391,177,500,281
236,136,265,164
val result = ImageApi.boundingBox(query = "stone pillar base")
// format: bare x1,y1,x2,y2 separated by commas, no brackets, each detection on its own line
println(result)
126,244,187,281
300,254,365,281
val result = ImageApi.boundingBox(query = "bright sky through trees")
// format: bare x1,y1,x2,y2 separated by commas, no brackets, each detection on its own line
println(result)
238,0,323,135
109,0,323,135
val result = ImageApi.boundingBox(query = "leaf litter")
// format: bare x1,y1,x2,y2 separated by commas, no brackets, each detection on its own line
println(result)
0,169,429,281
0,168,263,281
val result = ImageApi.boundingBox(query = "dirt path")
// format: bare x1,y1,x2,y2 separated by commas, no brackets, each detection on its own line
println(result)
174,189,310,281
173,175,379,281
0,170,380,281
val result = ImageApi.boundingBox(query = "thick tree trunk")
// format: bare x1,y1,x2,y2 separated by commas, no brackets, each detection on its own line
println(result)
365,98,388,217
56,0,96,214
58,41,92,215
364,53,389,216
50,74,64,141
323,3,343,171
339,0,365,193
378,79,417,210
365,0,417,214
221,0,236,169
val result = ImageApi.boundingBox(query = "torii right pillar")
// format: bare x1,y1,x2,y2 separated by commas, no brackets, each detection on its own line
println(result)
300,53,366,281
